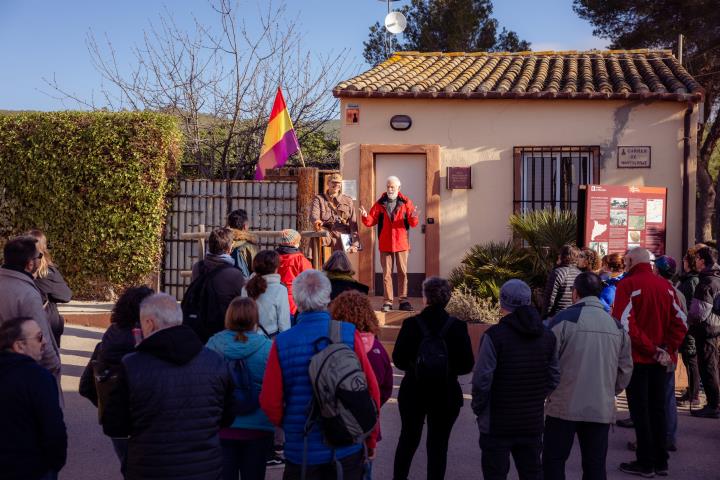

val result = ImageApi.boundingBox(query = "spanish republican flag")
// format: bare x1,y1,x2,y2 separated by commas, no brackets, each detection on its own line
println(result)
255,87,300,180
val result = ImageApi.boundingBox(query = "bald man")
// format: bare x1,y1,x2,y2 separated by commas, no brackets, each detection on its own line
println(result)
612,247,687,477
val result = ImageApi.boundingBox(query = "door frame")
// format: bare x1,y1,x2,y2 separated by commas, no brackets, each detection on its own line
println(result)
358,144,441,295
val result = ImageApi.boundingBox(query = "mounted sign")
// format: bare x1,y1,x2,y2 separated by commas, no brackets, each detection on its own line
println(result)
578,184,667,257
446,167,472,189
345,104,360,125
617,146,651,168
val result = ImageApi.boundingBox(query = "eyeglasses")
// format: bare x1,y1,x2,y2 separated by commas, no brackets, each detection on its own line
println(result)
21,332,43,343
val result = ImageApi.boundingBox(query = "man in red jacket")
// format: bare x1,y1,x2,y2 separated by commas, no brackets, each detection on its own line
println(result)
360,176,420,312
612,247,687,478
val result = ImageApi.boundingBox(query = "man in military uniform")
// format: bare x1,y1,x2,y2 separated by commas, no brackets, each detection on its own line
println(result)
310,173,360,253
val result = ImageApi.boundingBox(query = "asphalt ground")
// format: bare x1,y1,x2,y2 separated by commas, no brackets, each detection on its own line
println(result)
60,324,720,479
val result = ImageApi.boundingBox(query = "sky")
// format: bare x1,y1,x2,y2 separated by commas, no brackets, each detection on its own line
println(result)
0,0,608,111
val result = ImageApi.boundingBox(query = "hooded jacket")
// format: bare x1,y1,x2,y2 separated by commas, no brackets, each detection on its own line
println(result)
206,329,274,432
0,351,67,480
229,229,259,277
276,246,312,315
612,263,688,364
361,192,419,252
0,268,61,378
688,264,720,337
545,296,633,424
241,273,291,336
101,325,234,480
471,306,559,437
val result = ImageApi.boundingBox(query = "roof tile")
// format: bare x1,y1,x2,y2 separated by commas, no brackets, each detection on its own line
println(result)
334,50,704,102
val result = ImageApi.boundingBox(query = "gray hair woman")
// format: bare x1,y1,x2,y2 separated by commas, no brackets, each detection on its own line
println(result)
322,251,369,300
292,269,333,313
391,276,475,480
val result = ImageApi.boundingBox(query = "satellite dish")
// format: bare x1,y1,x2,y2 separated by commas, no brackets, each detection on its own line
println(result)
384,11,407,34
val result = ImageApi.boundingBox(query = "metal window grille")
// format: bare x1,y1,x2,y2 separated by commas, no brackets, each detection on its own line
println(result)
513,146,600,213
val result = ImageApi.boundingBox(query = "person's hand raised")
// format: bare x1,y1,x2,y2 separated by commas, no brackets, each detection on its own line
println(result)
359,205,368,217
410,206,420,218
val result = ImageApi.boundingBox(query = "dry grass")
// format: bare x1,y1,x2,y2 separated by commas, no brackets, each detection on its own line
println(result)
446,286,501,324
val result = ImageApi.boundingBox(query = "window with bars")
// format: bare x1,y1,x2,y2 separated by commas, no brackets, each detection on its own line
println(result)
513,146,600,213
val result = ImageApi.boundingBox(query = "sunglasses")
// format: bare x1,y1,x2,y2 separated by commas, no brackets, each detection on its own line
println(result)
21,331,43,343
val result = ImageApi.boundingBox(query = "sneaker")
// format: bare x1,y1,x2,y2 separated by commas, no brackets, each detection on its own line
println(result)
616,417,634,428
398,301,414,311
676,389,691,402
690,406,720,418
655,465,669,476
266,455,284,468
381,303,392,312
677,398,702,408
619,461,655,477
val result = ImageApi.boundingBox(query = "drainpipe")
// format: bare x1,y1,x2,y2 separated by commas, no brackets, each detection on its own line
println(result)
682,101,693,255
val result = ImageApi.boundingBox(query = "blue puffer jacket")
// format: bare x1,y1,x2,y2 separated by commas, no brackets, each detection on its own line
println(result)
206,330,274,432
600,273,625,312
275,310,360,465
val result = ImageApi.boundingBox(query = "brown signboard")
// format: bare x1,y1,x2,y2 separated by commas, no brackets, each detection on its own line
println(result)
617,146,651,168
446,167,471,189
578,184,667,256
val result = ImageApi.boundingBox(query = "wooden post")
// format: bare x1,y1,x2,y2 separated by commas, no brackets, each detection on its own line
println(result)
296,167,319,261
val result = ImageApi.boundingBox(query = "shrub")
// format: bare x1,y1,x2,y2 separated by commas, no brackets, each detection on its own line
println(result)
446,286,501,324
0,112,182,299
448,240,534,301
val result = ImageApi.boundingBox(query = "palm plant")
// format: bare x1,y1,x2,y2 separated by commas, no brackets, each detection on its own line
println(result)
509,209,578,280
449,240,534,301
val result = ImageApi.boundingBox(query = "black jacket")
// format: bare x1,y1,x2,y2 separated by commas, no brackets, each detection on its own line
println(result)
0,351,67,480
79,323,136,407
102,325,234,480
329,278,370,300
392,305,475,408
34,265,72,344
542,264,581,319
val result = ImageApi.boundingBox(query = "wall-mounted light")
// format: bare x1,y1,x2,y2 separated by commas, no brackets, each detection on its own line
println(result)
390,114,412,131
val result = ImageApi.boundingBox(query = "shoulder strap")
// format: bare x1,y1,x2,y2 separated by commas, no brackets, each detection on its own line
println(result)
328,320,342,344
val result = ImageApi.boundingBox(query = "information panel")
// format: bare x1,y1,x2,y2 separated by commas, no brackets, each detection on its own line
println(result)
578,184,667,256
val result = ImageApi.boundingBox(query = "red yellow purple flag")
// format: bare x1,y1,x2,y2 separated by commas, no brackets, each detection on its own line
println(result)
254,87,300,180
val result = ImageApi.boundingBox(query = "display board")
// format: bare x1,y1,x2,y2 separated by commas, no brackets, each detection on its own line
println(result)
578,184,667,256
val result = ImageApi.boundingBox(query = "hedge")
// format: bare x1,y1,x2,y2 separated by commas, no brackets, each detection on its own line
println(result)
0,111,182,299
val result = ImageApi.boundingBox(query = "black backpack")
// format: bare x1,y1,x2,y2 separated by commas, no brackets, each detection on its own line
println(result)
181,262,233,342
415,316,453,385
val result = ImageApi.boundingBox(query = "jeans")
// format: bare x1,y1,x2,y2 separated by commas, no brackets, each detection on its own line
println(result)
221,435,273,480
364,459,373,480
542,416,610,480
626,364,668,470
111,437,128,477
479,434,542,480
665,371,677,445
393,396,460,480
697,333,720,409
283,450,365,480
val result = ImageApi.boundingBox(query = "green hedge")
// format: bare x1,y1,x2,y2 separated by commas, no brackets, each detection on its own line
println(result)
0,111,182,299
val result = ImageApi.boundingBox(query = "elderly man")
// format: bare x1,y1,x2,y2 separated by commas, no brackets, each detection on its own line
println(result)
360,175,420,312
260,270,380,479
102,293,235,480
543,272,633,480
310,173,360,253
612,247,687,477
0,317,67,480
0,237,61,381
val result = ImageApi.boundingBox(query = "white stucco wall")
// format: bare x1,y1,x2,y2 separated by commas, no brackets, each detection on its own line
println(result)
339,98,698,276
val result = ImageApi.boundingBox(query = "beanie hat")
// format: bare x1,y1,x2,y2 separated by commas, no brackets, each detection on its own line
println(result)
499,279,532,313
279,229,301,246
655,255,677,279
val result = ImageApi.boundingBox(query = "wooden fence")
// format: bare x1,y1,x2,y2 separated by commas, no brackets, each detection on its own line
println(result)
162,179,298,300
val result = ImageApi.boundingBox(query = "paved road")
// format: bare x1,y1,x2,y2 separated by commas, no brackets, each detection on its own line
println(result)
60,324,720,479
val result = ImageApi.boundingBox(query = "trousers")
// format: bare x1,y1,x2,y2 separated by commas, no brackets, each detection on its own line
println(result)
626,364,668,470
381,250,409,303
479,434,542,480
697,333,720,409
542,416,610,480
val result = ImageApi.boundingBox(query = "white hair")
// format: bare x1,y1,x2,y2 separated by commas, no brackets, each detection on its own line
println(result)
292,270,331,312
386,176,401,187
141,293,183,329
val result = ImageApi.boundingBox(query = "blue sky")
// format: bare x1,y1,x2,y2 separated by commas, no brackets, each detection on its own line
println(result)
0,0,607,111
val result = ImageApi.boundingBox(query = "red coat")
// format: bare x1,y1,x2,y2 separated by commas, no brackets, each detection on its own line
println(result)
362,192,419,252
611,263,688,365
277,250,312,315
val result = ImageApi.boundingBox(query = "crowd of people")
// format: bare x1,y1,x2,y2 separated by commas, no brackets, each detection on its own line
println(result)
1,212,719,479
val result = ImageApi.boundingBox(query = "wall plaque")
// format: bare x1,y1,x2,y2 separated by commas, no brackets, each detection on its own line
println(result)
617,146,651,168
446,167,471,189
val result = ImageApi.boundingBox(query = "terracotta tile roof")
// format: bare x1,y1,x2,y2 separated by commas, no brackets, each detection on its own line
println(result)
333,50,704,102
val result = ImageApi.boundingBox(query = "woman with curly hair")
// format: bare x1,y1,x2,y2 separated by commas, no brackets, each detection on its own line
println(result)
79,285,154,476
329,290,392,479
578,247,601,273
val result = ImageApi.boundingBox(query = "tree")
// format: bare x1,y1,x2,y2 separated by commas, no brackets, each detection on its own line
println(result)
45,0,348,180
363,0,530,66
573,0,720,243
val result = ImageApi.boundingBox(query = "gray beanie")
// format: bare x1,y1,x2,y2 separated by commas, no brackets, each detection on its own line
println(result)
499,279,532,312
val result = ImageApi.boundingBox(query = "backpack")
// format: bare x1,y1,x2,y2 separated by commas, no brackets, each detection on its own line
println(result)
305,320,377,448
231,246,251,278
228,356,260,416
181,262,233,342
415,316,453,385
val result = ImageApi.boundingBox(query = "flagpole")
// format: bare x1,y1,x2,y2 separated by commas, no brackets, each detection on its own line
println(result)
297,145,307,168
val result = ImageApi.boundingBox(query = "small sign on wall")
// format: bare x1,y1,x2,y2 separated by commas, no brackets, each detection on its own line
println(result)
345,104,360,125
617,146,651,168
446,167,472,189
